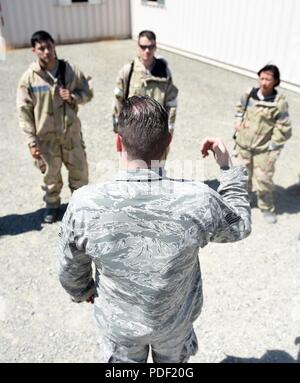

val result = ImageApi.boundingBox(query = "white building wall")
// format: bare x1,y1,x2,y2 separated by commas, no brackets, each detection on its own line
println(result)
0,0,131,47
131,0,300,91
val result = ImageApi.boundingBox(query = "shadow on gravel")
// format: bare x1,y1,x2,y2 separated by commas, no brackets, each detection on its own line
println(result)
0,204,68,237
274,183,300,215
221,337,300,363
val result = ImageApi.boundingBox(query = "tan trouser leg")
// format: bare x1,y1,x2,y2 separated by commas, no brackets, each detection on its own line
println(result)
39,139,63,208
232,149,253,192
62,133,89,192
253,150,280,212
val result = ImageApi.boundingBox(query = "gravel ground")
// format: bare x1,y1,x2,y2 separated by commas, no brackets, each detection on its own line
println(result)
0,39,300,363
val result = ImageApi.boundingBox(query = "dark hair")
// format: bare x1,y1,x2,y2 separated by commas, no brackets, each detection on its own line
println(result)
138,30,156,42
118,96,169,162
31,30,55,47
257,64,281,87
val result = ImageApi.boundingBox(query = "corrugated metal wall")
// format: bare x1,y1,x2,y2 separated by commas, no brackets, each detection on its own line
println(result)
131,0,300,90
1,0,131,47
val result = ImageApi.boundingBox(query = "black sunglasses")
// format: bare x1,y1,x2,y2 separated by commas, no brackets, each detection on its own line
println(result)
139,44,156,50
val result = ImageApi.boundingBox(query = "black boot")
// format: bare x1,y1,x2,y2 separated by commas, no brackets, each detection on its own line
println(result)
249,191,257,208
43,208,58,224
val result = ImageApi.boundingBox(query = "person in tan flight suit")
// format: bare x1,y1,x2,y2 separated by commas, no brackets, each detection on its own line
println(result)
112,30,178,140
17,30,93,223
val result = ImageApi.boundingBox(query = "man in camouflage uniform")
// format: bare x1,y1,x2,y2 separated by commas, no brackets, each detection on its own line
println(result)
112,30,178,137
233,65,292,224
58,96,251,363
17,30,93,223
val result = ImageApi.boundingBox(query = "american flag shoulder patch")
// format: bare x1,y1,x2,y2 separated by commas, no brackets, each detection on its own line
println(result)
224,211,241,225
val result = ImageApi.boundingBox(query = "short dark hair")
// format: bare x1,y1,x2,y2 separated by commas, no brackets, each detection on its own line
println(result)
257,64,281,87
138,30,156,42
118,96,169,162
31,30,55,47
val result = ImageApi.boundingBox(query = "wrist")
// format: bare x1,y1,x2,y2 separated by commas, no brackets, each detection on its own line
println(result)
218,155,232,170
220,165,230,170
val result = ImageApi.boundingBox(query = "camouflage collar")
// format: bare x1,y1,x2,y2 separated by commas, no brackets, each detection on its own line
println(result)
251,87,278,103
30,61,43,74
116,167,166,182
31,60,59,82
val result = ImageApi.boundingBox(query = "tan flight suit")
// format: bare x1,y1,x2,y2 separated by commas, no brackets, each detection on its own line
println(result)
17,60,93,208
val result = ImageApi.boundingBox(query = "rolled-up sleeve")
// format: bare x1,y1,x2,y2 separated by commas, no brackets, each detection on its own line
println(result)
209,166,251,243
57,201,95,302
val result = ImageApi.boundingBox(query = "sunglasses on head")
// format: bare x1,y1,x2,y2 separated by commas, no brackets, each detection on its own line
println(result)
139,44,156,50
